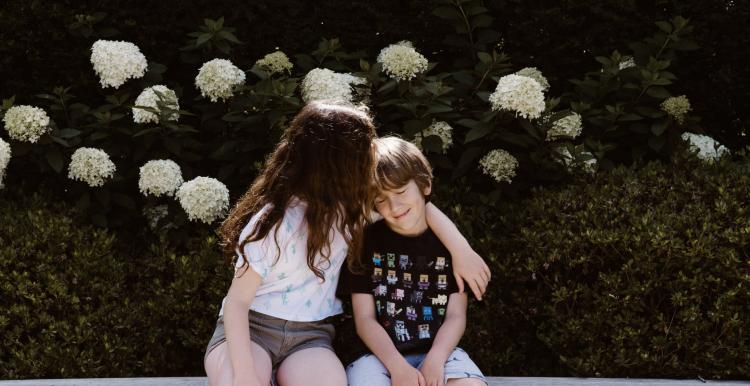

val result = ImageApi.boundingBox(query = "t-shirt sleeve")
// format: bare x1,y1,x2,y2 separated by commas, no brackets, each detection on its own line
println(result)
233,204,278,279
336,234,375,296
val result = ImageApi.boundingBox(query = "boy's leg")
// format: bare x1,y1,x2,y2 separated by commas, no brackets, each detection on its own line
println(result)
443,347,488,386
275,347,347,386
345,353,393,386
204,341,273,386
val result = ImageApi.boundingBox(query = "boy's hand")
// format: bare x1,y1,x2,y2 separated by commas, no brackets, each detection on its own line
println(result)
391,362,426,386
452,248,491,300
419,356,445,386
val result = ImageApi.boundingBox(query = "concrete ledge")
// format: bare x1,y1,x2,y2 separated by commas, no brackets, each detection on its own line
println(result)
1,377,749,386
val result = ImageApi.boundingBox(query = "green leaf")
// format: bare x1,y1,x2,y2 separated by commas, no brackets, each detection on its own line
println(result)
646,86,671,99
56,129,82,138
46,149,64,173
432,6,461,20
471,14,494,29
452,147,484,179
655,21,673,33
217,30,242,44
196,32,213,46
477,52,492,64
464,126,493,143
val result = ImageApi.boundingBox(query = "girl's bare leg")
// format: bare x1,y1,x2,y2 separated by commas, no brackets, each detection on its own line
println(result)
204,341,273,386
275,347,347,386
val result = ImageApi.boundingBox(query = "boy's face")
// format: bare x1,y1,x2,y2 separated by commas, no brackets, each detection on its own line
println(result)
375,179,431,236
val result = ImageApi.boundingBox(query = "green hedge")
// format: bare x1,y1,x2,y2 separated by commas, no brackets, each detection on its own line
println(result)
442,148,750,378
2,148,749,379
0,189,229,378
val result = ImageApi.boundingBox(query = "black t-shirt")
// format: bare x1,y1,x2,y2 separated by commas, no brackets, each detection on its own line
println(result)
337,220,458,356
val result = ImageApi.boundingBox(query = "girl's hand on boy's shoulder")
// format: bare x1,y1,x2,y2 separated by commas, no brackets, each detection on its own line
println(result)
391,362,426,386
452,248,491,301
418,356,445,386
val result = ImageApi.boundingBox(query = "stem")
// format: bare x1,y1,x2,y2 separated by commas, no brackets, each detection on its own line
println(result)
454,0,476,57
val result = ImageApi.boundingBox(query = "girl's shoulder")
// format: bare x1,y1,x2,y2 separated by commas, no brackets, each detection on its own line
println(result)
239,198,307,241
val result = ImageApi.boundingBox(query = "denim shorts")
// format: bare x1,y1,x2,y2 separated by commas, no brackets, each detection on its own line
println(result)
346,347,487,386
204,309,336,368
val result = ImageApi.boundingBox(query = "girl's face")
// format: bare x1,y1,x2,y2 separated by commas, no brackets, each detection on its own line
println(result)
374,179,431,236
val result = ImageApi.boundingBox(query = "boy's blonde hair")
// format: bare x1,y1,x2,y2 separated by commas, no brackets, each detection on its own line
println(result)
373,136,433,197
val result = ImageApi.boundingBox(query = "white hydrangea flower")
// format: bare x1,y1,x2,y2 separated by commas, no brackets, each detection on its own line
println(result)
176,176,230,224
489,74,546,120
255,50,293,75
90,40,148,89
301,68,367,103
133,85,180,124
680,132,730,163
195,59,246,102
138,159,184,197
479,149,519,183
68,147,116,187
546,112,583,141
618,56,636,70
581,151,598,174
413,120,453,153
661,95,692,125
0,138,10,188
2,105,51,143
377,41,429,81
515,67,550,91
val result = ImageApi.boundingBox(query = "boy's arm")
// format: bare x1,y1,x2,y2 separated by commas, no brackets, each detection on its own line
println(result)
419,293,468,385
425,202,491,300
352,294,426,386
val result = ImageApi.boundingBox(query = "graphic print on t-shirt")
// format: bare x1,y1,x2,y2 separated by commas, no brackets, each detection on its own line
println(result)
337,220,459,355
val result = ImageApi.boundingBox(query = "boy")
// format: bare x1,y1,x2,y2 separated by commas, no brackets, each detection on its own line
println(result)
337,137,487,386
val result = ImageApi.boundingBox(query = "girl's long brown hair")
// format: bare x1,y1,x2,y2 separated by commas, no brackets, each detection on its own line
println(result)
219,100,377,280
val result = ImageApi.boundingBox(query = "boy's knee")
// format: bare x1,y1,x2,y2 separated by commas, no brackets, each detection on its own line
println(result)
447,377,487,386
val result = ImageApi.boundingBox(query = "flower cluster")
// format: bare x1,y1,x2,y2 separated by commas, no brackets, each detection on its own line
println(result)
515,67,550,91
479,149,519,183
195,59,246,102
133,85,180,124
546,112,583,141
377,41,429,81
413,120,453,153
138,159,184,197
661,95,692,125
2,105,51,143
255,50,293,75
176,176,230,224
680,132,730,163
68,147,116,187
489,74,546,120
0,138,10,188
301,68,367,103
618,56,636,70
90,40,148,88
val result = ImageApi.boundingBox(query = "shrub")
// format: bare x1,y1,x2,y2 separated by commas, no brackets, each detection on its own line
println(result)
439,148,750,378
0,189,230,378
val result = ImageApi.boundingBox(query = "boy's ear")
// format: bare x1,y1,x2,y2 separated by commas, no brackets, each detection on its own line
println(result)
423,181,432,197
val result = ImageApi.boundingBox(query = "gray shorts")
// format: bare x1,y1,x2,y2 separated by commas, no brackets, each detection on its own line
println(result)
346,347,487,386
204,309,336,368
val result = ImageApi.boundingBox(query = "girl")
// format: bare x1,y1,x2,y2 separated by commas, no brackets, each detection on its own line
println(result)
204,100,489,386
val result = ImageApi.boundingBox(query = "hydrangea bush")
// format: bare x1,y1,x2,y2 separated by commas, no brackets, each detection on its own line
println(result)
0,13,711,231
